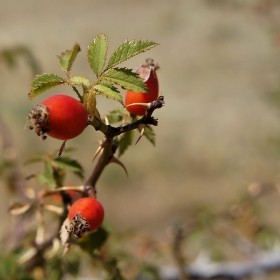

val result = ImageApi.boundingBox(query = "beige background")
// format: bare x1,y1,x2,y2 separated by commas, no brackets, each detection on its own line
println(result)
1,0,280,255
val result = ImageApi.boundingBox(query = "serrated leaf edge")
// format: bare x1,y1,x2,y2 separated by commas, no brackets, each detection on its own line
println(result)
28,73,64,99
57,43,81,72
87,33,108,76
107,39,159,69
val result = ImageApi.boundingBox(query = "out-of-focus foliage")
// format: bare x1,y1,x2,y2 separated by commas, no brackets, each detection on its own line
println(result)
3,1,280,279
0,46,41,76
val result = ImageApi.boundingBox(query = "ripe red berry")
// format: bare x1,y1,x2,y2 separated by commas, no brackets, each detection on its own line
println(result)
67,197,104,238
28,94,88,140
125,58,159,116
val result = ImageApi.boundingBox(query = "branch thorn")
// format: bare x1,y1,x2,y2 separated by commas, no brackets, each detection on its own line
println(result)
109,156,128,177
135,124,146,145
92,138,108,162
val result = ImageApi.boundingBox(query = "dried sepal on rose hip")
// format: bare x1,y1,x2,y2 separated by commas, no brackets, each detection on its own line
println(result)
67,197,104,238
125,58,160,116
28,94,89,140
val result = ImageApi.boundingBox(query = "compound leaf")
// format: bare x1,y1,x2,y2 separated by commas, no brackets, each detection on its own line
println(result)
107,39,158,69
87,34,108,76
28,73,64,100
103,67,147,92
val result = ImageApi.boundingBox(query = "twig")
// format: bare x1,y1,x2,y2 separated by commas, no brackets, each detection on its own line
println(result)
84,96,164,196
171,225,189,280
92,96,164,138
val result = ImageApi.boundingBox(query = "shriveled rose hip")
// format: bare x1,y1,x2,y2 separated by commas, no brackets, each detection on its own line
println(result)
28,94,88,140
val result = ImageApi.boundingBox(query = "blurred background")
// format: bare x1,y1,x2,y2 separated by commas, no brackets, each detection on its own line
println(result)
2,0,280,269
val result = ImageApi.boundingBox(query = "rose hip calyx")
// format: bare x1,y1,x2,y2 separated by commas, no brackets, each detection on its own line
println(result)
66,214,90,239
67,197,104,238
28,104,50,140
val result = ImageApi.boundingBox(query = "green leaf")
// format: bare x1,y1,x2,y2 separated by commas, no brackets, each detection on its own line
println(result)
0,252,34,279
118,130,134,157
45,159,54,176
68,75,91,90
35,160,56,188
103,67,147,92
140,124,156,146
94,82,123,105
63,252,80,277
87,34,108,76
54,157,84,179
104,108,127,124
28,73,64,100
107,39,159,69
78,227,108,253
36,171,57,189
57,43,81,72
0,46,42,75
45,256,64,280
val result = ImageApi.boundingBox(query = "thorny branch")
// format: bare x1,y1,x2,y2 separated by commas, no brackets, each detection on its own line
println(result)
6,91,280,279
93,96,164,138
84,96,165,196
2,96,165,274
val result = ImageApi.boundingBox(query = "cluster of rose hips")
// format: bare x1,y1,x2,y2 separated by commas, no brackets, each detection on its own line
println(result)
27,59,160,238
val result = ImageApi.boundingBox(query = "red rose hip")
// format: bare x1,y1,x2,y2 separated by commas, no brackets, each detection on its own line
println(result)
68,197,104,238
28,94,88,140
125,58,159,116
